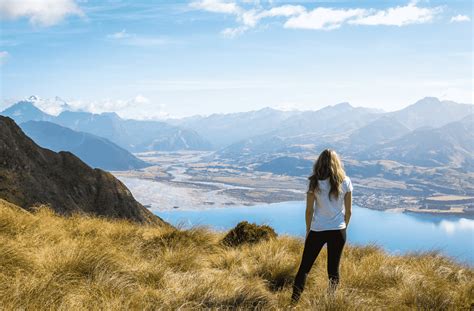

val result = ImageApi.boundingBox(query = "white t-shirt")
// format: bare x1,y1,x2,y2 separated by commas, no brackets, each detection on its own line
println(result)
310,176,353,232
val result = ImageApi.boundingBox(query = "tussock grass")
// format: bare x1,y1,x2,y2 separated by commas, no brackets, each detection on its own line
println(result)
0,199,473,310
222,221,277,247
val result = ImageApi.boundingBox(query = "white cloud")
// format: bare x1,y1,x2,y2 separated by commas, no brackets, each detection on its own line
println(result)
190,0,241,14
69,96,149,114
107,29,131,39
0,51,9,65
0,0,83,27
240,9,259,27
190,1,446,35
240,5,305,27
191,1,306,36
107,30,168,47
349,2,442,26
31,95,170,120
259,5,305,18
132,94,150,105
221,26,249,38
450,14,470,23
285,8,366,30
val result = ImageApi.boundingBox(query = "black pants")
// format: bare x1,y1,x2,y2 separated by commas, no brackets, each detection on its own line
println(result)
291,229,346,302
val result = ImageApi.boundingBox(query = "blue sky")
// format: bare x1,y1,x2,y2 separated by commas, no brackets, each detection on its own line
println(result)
0,0,472,119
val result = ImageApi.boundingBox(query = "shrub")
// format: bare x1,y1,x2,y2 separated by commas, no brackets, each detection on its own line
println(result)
221,221,277,247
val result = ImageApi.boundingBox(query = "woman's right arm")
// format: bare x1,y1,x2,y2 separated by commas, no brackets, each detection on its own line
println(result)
344,191,352,227
305,191,315,236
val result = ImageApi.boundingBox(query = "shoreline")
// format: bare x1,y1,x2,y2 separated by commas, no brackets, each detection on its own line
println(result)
153,201,474,266
151,199,474,219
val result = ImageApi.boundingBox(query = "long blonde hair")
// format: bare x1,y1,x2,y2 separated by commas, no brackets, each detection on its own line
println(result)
308,149,346,200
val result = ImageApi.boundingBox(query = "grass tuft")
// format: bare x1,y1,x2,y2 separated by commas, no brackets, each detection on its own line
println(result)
221,221,277,247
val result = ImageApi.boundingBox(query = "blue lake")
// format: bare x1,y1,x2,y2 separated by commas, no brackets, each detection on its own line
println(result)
155,201,474,266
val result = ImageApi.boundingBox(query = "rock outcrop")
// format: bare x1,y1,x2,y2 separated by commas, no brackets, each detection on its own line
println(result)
0,116,167,225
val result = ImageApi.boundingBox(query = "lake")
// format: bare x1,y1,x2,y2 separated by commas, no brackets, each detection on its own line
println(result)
155,201,474,266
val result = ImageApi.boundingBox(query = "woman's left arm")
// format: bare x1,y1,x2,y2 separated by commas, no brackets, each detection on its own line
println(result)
344,191,352,227
305,191,315,236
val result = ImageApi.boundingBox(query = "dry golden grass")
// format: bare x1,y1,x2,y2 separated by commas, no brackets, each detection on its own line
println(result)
0,199,473,310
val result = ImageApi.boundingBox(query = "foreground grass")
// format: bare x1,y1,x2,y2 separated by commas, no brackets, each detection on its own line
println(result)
0,199,473,310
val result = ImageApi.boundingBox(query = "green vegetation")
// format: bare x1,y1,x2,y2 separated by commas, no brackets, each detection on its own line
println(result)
0,199,473,310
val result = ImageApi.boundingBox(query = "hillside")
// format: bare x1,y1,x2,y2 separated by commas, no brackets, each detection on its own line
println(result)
170,107,299,148
347,116,410,147
388,97,473,130
272,103,379,138
20,121,149,171
364,115,474,168
0,116,165,225
0,199,472,309
256,156,313,176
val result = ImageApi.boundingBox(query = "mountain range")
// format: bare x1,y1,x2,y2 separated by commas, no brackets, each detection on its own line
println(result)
212,98,473,169
1,100,212,153
0,116,166,225
168,107,301,149
2,96,472,170
20,121,149,171
363,114,474,168
172,97,471,148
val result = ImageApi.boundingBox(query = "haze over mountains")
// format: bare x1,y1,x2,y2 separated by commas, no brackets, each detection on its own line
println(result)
363,115,474,168
1,96,472,171
21,121,149,171
170,98,471,148
2,98,212,154
206,97,473,170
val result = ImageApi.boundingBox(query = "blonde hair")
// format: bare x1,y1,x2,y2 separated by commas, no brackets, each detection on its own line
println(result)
308,149,346,200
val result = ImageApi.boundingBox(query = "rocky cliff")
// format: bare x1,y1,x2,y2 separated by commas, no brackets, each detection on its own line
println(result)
0,116,166,225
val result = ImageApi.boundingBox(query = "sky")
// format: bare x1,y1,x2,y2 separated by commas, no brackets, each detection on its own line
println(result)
0,0,472,119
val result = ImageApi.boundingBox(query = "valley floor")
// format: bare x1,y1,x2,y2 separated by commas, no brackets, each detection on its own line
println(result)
113,151,306,211
113,151,474,216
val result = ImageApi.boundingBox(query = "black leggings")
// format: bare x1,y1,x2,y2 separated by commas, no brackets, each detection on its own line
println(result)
291,229,346,302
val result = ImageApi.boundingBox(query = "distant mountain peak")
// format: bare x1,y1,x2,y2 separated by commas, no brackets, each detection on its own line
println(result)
389,97,471,130
9,101,38,109
2,100,43,114
318,101,353,113
100,111,121,119
333,102,352,109
28,95,40,101
54,96,70,108
259,107,280,112
412,97,441,106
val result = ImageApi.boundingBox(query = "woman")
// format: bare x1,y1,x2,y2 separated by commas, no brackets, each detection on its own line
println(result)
291,149,353,302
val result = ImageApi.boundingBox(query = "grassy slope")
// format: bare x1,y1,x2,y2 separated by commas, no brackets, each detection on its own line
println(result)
0,199,472,310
